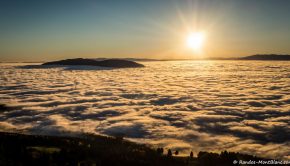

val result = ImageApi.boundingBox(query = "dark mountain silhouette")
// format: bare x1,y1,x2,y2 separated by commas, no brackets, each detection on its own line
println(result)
240,54,290,60
0,132,272,166
42,58,145,68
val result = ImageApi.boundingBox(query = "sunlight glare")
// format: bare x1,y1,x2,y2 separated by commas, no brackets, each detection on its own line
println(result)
186,32,205,51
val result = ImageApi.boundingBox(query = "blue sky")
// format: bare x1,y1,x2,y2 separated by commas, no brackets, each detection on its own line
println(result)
1,0,290,61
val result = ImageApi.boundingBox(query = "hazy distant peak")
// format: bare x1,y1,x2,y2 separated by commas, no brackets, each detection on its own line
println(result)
240,54,290,60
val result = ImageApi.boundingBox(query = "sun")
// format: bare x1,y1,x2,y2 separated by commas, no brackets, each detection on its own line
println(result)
186,32,205,51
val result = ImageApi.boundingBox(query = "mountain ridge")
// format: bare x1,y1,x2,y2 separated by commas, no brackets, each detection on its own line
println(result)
42,58,145,68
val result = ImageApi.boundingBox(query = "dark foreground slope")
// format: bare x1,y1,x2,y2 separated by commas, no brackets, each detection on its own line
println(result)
0,132,272,166
0,132,182,166
42,58,145,68
240,54,290,60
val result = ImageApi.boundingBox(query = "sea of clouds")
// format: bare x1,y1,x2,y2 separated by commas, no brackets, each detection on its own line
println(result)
0,61,289,159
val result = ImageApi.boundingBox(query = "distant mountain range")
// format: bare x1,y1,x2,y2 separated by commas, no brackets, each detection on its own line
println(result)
238,54,290,60
93,58,160,62
145,54,290,61
2,54,290,63
94,54,290,61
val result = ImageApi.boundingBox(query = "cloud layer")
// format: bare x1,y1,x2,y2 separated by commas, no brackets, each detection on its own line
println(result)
0,61,289,159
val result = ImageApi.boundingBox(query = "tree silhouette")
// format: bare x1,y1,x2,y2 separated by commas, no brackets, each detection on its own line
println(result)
190,151,193,158
167,149,172,157
175,150,179,156
156,148,164,155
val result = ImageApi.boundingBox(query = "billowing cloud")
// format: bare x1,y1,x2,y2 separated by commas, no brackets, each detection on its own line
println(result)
0,61,289,159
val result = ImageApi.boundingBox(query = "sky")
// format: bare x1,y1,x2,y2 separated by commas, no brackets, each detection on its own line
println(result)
0,0,290,62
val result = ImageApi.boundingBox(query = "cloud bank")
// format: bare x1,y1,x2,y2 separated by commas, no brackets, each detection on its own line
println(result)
0,61,289,159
